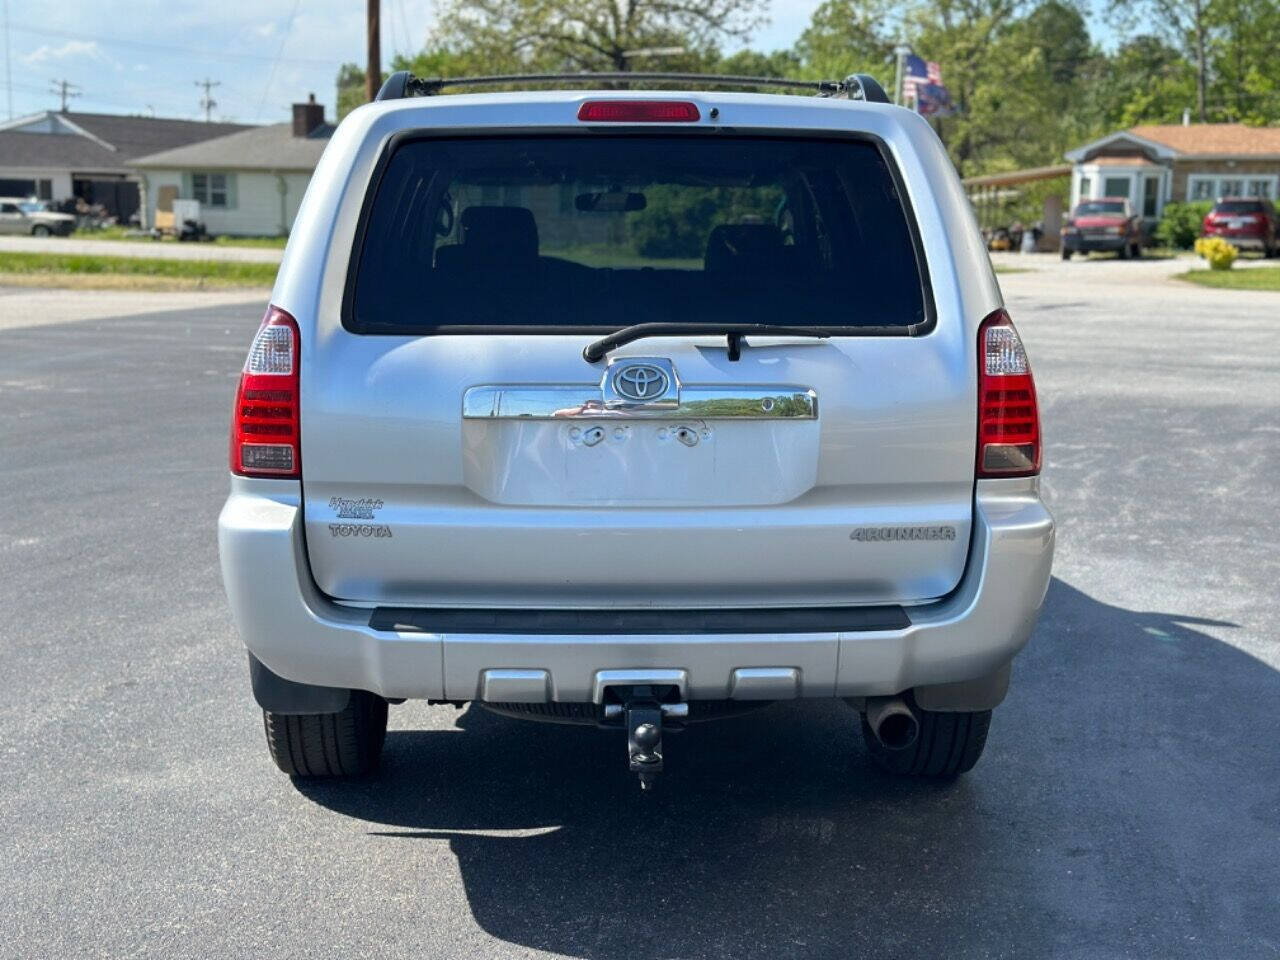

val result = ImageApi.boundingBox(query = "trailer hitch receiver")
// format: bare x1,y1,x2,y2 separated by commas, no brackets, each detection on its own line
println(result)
601,684,686,790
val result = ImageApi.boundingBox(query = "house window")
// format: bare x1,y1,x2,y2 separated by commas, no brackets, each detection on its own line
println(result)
1188,173,1278,201
191,172,229,207
1189,177,1215,200
1103,176,1131,200
1078,176,1091,199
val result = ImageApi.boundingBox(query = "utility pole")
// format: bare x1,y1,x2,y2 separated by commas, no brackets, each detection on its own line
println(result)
893,43,912,107
50,78,81,113
366,0,381,102
196,77,221,122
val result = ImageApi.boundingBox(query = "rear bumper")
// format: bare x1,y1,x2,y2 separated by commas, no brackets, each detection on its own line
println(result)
218,476,1054,704
1202,230,1267,249
1063,234,1127,252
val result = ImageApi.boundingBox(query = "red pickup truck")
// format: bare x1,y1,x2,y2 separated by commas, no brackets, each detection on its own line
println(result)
1061,198,1144,260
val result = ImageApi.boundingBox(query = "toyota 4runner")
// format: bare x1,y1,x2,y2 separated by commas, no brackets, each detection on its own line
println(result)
218,72,1054,789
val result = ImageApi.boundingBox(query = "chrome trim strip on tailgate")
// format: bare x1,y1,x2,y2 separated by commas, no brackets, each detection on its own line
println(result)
462,385,818,420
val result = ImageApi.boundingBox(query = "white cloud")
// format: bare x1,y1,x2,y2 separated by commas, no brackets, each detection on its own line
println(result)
22,39,122,70
254,22,276,38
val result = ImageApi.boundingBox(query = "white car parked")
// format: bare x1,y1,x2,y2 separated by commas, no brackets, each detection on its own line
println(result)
218,72,1054,789
0,197,75,236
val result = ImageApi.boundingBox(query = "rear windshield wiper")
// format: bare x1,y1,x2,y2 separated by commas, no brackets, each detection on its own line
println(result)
583,322,831,363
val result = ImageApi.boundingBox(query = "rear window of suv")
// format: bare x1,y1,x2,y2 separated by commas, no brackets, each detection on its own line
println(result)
1212,200,1267,214
346,135,929,333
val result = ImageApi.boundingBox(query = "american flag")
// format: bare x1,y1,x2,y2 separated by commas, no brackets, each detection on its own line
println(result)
902,55,942,99
902,54,954,115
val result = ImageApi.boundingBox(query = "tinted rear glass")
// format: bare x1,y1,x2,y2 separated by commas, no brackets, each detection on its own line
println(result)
1075,201,1126,216
1212,200,1266,214
348,135,927,332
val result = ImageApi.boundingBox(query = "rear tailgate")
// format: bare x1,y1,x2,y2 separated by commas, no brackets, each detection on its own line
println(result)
300,123,975,608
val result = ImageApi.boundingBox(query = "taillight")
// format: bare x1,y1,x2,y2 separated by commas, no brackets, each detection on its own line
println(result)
577,100,700,122
231,305,300,477
977,309,1040,477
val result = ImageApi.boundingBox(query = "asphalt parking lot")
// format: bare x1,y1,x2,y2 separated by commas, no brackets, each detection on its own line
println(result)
1,260,1277,958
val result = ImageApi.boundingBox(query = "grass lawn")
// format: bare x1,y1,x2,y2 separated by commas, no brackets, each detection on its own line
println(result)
72,227,288,249
0,251,276,290
1177,266,1280,291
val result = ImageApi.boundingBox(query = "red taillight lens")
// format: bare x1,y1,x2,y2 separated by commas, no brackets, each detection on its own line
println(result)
977,309,1040,477
577,100,700,123
231,305,300,477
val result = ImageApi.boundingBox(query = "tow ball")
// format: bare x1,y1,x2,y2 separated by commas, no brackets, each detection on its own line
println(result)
602,685,688,791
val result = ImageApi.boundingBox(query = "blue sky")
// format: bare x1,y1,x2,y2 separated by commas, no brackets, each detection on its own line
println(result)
1,1,828,124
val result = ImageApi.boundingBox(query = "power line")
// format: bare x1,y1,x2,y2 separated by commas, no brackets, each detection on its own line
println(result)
50,77,80,111
195,76,220,122
257,0,304,121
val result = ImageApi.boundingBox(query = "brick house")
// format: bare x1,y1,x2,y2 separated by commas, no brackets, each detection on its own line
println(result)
1065,124,1280,225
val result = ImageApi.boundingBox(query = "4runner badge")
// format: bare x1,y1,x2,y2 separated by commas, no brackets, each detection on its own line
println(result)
329,496,383,519
850,525,957,542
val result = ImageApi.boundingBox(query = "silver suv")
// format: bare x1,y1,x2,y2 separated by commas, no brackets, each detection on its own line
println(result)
218,72,1054,789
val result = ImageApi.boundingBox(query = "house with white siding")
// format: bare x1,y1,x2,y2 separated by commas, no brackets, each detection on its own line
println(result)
0,111,247,222
130,96,332,237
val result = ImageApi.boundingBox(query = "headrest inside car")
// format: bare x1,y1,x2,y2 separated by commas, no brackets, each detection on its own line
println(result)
459,205,539,261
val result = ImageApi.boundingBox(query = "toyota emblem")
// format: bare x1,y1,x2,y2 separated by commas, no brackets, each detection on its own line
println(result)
613,363,669,402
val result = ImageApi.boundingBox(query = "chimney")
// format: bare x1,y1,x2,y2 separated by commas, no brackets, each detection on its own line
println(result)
292,93,324,137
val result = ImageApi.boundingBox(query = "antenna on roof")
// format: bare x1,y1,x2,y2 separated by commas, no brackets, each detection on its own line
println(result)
50,78,81,113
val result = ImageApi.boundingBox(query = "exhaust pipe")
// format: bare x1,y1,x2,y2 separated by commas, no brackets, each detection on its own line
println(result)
865,696,920,751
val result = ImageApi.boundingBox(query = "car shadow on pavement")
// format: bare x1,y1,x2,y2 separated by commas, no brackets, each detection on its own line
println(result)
295,578,1279,958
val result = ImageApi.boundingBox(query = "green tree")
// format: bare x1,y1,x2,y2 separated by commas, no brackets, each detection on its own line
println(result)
1109,0,1214,121
335,63,371,120
1088,35,1196,127
1206,0,1280,122
793,0,897,82
432,0,769,73
904,0,1041,175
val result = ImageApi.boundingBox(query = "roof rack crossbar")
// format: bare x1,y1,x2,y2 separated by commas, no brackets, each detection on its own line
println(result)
375,70,891,104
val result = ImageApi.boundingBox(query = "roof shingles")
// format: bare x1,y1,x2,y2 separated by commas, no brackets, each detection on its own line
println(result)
1130,123,1280,156
129,122,334,172
0,111,249,172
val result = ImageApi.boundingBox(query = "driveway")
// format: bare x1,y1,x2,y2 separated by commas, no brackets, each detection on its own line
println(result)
0,278,1276,958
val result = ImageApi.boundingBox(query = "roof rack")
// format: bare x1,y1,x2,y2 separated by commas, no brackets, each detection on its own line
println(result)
375,71,890,105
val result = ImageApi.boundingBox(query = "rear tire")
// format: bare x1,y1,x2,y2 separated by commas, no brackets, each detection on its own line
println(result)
31,224,51,237
861,701,992,778
263,691,388,777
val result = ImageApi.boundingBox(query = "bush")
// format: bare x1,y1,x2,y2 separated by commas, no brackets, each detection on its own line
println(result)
1154,201,1213,249
1194,235,1238,270
628,184,783,260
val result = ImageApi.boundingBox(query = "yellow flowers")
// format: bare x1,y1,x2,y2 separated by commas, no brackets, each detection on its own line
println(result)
1195,236,1239,271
